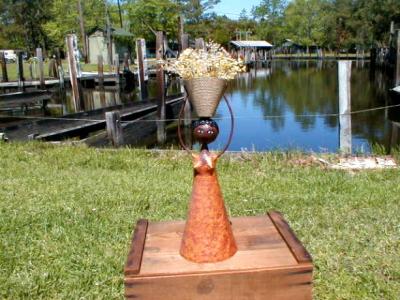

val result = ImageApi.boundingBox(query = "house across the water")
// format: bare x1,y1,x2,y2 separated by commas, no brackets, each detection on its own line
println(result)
87,27,133,64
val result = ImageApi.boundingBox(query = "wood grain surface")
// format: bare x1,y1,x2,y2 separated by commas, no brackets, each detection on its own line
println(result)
124,219,148,276
124,213,313,300
268,211,313,264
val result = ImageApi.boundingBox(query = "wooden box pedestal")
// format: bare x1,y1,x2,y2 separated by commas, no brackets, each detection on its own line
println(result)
124,211,313,300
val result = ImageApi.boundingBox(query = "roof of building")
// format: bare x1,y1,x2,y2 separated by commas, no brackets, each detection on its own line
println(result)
230,40,273,48
88,27,133,37
282,39,302,47
112,28,133,37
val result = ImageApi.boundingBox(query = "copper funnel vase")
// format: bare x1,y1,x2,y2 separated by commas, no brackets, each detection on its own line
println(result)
184,78,227,118
180,150,237,263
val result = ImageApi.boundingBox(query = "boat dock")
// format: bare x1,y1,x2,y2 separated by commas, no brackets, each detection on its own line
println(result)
0,94,183,141
0,90,52,109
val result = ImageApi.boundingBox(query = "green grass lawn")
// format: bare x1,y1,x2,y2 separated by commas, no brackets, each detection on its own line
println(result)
0,142,399,299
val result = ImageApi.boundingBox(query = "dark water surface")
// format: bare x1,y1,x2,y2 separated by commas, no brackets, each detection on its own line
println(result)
208,60,400,153
2,60,400,153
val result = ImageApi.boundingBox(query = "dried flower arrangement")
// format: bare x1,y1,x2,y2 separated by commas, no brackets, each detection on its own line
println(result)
164,41,245,80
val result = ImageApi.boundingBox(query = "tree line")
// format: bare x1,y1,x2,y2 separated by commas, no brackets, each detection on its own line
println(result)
0,0,399,54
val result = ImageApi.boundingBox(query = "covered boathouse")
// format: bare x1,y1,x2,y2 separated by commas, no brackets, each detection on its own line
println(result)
229,40,273,63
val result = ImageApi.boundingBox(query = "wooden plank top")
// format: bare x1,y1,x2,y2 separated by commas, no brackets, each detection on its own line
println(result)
268,211,313,264
128,215,301,277
125,219,148,276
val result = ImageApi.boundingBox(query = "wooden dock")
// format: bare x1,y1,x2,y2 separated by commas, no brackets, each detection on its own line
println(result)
0,94,184,141
82,100,182,147
0,90,52,109
0,72,121,89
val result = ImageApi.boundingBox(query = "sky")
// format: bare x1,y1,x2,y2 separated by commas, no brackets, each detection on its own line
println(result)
211,0,262,19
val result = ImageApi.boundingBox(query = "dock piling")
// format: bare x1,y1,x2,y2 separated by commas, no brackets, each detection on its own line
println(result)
0,52,8,82
181,35,191,126
156,31,166,144
17,52,25,91
66,34,82,111
36,48,45,89
106,111,124,147
136,38,148,100
338,61,352,154
98,55,104,87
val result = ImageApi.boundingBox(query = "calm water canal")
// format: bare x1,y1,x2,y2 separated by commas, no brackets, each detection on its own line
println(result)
3,60,400,153
208,60,400,153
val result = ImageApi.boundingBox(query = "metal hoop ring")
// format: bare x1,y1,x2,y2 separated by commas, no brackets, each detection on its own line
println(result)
177,94,234,158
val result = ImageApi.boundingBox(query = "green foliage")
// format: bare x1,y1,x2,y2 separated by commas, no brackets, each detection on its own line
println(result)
126,0,180,41
42,0,108,49
0,0,399,54
283,0,328,49
178,0,221,24
251,0,287,44
0,0,52,51
352,0,400,47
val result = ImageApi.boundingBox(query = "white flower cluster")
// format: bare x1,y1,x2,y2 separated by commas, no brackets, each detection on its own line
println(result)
164,41,245,80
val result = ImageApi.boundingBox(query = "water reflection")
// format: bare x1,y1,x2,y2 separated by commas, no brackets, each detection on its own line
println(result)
1,60,400,152
206,60,400,152
50,78,181,116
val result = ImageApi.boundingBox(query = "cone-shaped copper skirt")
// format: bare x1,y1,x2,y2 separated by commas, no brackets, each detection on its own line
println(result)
180,150,237,263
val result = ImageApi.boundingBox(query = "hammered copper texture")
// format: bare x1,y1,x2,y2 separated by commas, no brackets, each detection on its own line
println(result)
180,150,237,263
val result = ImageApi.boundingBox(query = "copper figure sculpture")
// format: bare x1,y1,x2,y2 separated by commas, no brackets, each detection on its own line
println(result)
178,96,237,263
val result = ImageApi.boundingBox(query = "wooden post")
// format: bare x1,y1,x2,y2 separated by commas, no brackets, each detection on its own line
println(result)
36,48,45,89
182,36,191,127
176,21,191,127
178,15,184,53
66,34,81,109
0,52,8,82
338,61,352,154
99,87,106,106
98,54,104,87
106,111,124,147
178,7,187,52
396,30,400,87
195,38,205,50
136,38,148,100
16,52,25,91
156,31,166,144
